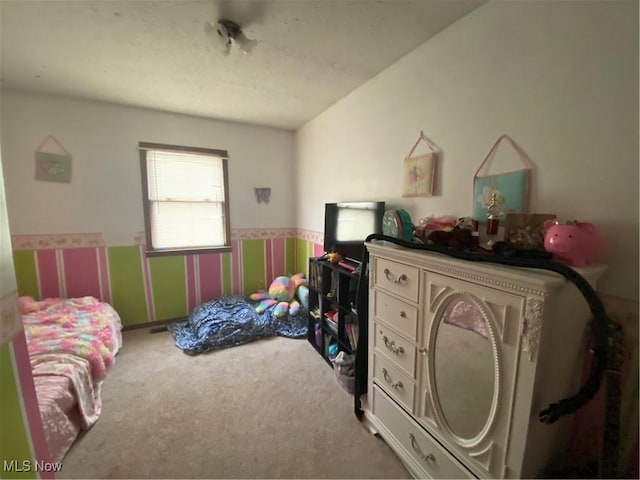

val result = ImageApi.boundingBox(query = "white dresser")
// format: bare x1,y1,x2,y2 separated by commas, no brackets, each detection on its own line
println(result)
363,241,606,479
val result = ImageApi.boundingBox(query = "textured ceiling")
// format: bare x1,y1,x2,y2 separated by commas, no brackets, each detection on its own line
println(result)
0,0,485,130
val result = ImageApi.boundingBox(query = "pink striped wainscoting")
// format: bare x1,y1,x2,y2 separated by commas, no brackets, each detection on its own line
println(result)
0,290,52,479
11,230,305,327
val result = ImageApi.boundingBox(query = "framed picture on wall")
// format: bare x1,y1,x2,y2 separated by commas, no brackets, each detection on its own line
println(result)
401,131,438,198
34,135,72,183
35,152,72,183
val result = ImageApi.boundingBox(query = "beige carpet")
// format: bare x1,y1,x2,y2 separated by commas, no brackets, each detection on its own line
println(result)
60,329,411,479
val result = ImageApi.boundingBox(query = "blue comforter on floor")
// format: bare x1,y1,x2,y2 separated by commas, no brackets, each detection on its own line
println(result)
168,295,309,355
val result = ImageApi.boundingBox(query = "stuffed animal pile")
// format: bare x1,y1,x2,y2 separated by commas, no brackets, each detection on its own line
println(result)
249,273,308,318
425,216,475,250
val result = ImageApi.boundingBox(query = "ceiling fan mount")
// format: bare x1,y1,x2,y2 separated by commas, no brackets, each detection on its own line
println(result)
217,19,242,40
205,18,257,55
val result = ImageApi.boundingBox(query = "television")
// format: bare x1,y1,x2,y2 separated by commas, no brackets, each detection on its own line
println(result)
323,201,386,263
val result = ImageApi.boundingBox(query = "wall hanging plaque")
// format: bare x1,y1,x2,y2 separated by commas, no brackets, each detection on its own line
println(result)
402,131,438,198
254,187,271,204
472,134,532,223
34,135,72,183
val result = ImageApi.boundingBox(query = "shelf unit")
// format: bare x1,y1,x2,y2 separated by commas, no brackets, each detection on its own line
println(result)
307,257,360,367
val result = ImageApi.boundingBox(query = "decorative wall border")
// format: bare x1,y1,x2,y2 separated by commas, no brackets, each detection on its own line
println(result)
12,228,320,250
232,228,298,241
11,233,105,250
296,229,323,244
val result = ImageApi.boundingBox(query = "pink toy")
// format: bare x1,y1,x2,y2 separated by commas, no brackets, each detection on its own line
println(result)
543,220,603,267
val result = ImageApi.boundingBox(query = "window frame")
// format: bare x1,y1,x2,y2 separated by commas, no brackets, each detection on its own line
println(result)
139,141,232,257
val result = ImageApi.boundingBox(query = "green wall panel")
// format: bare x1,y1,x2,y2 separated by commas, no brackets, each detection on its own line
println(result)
149,256,186,321
242,240,265,296
0,345,36,479
107,246,148,326
295,239,311,276
285,238,296,276
12,251,38,299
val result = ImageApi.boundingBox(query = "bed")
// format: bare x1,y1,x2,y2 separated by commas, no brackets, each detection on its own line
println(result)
169,295,308,355
19,296,122,463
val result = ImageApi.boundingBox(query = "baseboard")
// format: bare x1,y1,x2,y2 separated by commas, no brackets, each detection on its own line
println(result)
122,316,186,332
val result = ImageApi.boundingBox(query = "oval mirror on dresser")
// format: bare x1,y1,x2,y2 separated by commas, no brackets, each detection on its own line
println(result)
433,295,496,440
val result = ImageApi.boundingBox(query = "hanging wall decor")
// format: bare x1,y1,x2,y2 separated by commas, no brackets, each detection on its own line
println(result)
402,131,438,197
472,134,533,224
254,187,271,204
34,135,72,183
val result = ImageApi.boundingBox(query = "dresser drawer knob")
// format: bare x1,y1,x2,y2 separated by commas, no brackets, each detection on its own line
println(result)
383,335,404,355
409,433,436,463
382,368,403,390
419,347,428,356
400,311,407,318
384,268,407,284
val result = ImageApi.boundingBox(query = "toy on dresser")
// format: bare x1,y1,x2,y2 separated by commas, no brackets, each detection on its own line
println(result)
543,220,603,267
425,216,475,250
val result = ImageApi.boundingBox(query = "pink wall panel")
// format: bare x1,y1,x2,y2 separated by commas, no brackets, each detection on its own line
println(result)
12,332,54,476
313,242,324,258
265,239,274,286
36,249,60,299
63,248,101,299
198,253,222,302
272,238,285,278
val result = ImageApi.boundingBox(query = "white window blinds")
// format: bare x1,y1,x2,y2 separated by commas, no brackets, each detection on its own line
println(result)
146,150,227,250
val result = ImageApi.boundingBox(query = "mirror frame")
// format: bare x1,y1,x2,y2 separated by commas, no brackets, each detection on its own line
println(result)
426,290,503,448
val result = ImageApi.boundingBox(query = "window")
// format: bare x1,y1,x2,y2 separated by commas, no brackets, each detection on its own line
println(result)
139,142,231,256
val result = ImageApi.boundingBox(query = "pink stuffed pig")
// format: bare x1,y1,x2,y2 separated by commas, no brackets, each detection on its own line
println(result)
543,220,603,267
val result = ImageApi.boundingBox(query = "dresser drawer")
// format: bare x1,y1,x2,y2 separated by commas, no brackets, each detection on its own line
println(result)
374,257,419,302
374,322,416,377
374,290,418,340
372,385,473,479
373,354,415,412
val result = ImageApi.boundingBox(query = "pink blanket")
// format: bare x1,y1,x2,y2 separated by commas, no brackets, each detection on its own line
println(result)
21,296,122,462
31,353,102,428
21,296,119,381
31,354,99,463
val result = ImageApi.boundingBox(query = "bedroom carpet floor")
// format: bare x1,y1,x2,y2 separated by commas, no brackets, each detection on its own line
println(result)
59,328,411,479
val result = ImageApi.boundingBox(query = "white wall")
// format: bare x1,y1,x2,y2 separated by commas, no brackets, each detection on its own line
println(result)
0,146,17,296
1,90,296,246
0,126,23,345
295,0,639,301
